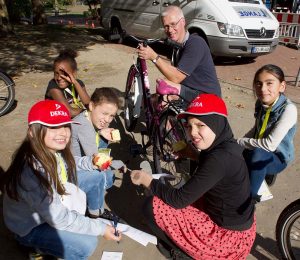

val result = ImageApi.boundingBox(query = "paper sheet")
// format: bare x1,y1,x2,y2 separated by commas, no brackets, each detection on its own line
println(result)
99,218,157,246
152,173,176,180
101,251,123,260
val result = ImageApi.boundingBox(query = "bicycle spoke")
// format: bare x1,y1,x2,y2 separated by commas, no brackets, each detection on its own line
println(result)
276,201,300,260
0,72,15,116
0,83,14,90
153,110,190,188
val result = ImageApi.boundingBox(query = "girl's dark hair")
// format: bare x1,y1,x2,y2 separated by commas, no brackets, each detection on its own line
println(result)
253,64,285,92
2,124,77,201
90,87,121,109
54,49,78,71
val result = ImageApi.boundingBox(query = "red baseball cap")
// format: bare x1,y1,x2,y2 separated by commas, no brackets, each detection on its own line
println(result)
28,100,79,126
177,94,227,119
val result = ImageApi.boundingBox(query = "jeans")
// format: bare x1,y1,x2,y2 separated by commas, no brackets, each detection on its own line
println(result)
244,148,287,195
77,169,115,212
16,223,98,260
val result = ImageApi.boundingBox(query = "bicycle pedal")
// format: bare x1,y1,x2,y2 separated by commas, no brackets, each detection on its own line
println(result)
130,144,146,156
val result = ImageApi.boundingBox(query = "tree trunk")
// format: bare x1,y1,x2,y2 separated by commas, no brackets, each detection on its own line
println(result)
31,0,47,25
0,0,12,35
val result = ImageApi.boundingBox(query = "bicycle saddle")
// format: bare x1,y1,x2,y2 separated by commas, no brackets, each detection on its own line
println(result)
156,79,179,95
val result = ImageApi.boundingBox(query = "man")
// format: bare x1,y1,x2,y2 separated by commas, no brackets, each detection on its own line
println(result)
137,5,221,102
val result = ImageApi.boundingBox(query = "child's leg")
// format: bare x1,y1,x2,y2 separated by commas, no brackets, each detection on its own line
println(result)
244,148,287,195
102,169,115,189
99,138,108,148
77,169,106,214
16,223,98,260
142,196,183,251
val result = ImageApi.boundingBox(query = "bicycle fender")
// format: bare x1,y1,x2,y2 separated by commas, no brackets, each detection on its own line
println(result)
133,75,143,118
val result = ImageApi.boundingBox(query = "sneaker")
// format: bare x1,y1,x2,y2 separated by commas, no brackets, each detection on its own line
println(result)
256,180,273,202
87,209,114,220
29,252,44,260
87,209,127,224
265,174,277,186
156,242,172,259
99,209,116,221
101,210,127,224
156,241,192,260
171,248,193,259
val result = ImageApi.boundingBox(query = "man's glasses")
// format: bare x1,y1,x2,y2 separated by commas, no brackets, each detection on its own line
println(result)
163,17,184,31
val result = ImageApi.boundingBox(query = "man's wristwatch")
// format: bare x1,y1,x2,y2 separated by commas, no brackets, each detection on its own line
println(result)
152,55,160,64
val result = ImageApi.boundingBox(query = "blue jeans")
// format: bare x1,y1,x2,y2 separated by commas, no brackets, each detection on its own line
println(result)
244,148,287,195
16,223,98,260
77,169,114,212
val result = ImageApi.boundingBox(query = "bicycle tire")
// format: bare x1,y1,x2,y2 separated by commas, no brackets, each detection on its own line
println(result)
124,65,140,131
276,199,300,260
153,109,190,188
0,71,15,117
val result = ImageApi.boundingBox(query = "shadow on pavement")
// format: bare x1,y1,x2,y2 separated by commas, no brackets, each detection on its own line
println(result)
251,233,280,259
0,24,110,77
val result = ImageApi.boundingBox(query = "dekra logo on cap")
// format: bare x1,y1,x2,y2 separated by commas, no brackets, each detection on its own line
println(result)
189,101,203,108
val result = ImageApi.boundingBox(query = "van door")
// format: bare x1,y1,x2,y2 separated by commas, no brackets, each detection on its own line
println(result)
123,0,163,38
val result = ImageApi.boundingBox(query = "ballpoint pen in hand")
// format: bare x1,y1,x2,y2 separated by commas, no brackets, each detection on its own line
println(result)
112,214,119,243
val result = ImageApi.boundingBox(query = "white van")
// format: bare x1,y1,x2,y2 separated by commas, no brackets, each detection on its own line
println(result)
100,0,279,58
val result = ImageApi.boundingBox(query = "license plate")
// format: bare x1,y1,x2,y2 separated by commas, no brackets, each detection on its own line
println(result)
251,46,270,53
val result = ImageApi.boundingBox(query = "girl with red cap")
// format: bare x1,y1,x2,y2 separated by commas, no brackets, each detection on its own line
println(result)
130,94,255,259
2,100,121,259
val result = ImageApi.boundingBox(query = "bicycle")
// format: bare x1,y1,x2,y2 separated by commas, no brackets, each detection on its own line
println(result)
0,70,15,116
123,35,195,187
276,198,300,259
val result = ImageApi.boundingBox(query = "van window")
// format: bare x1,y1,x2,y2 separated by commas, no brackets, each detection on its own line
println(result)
228,0,260,4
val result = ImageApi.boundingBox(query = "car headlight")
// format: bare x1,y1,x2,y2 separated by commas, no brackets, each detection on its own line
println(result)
217,22,245,37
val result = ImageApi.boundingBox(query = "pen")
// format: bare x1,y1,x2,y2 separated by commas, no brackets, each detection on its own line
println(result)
113,215,119,243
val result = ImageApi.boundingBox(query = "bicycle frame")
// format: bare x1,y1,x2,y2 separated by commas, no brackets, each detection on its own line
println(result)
138,57,155,134
124,36,191,185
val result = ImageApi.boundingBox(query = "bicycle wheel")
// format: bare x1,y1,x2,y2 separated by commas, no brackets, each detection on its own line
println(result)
124,65,142,131
276,199,300,260
153,109,190,187
0,71,15,117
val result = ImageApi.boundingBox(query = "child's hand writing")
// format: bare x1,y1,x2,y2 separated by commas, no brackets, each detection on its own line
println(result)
103,225,121,241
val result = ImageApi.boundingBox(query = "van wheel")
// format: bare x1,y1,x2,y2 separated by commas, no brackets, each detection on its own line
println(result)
109,23,123,44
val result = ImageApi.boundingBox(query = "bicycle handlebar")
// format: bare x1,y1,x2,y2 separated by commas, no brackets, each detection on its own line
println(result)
128,35,182,49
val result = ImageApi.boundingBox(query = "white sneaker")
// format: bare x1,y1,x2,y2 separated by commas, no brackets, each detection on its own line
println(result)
257,180,273,202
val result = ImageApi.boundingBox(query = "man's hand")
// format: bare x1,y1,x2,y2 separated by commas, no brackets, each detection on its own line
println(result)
137,44,157,61
130,170,153,188
103,225,121,241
